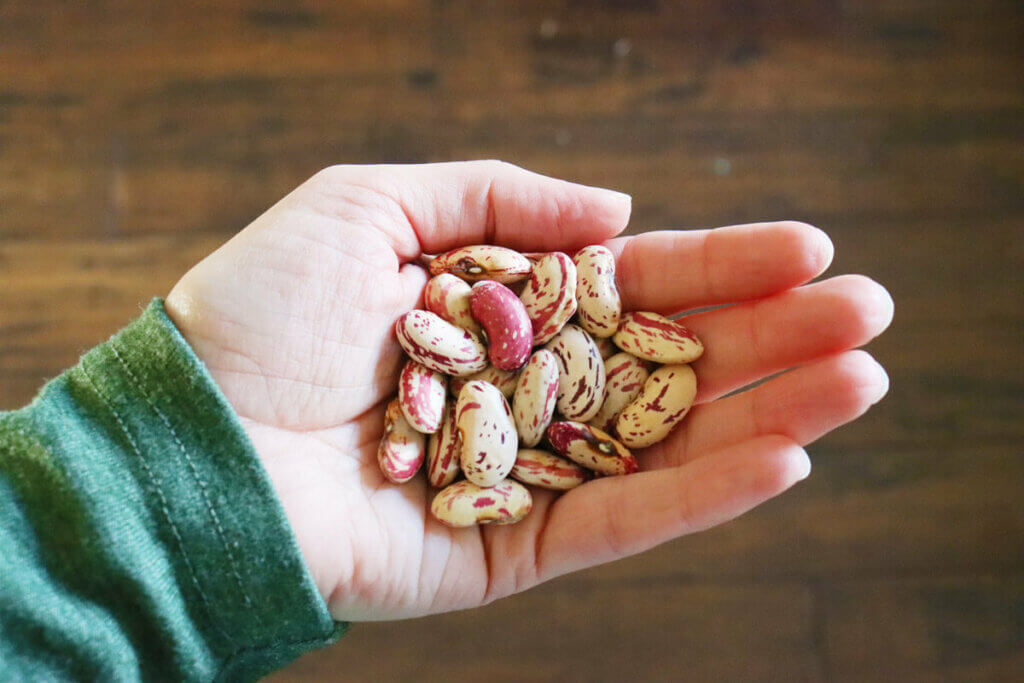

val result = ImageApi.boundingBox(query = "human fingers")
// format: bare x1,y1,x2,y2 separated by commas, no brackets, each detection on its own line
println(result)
606,221,833,314
642,350,889,470
684,275,894,403
535,435,810,581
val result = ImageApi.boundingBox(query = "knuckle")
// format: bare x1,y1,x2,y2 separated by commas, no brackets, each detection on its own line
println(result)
311,164,349,185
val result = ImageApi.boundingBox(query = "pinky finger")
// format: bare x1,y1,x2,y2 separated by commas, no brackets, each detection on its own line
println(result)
536,435,810,582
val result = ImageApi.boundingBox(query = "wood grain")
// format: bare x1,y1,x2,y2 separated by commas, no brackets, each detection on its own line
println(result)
2,0,1022,680
272,580,823,682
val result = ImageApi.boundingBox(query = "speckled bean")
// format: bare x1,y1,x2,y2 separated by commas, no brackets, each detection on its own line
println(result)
588,352,650,434
547,421,638,476
456,380,518,487
398,360,447,434
377,399,426,483
612,311,704,364
544,324,606,422
519,252,577,345
616,364,697,448
573,245,621,338
424,273,481,334
395,310,488,377
512,349,560,447
430,479,533,527
511,449,589,490
428,245,533,284
449,365,521,401
426,400,462,488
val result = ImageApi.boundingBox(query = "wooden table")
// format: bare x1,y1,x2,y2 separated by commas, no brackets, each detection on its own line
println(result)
2,1,1021,680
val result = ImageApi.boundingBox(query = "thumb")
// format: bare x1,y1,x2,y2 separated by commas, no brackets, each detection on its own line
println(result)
306,160,632,260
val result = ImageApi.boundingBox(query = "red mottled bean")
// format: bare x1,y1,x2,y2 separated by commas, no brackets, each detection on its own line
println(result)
520,252,577,345
456,380,518,487
378,399,426,483
547,421,637,476
398,360,447,434
574,245,621,338
616,364,697,448
426,401,462,488
431,479,533,527
511,448,589,490
396,310,488,377
429,245,532,283
512,350,560,447
470,281,533,371
544,324,606,422
588,352,649,434
612,311,704,364
424,273,481,334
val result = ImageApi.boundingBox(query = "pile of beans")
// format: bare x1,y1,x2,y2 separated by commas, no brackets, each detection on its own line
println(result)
378,245,704,527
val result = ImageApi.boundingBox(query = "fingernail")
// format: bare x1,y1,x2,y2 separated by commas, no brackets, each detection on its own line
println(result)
797,454,812,481
870,363,890,404
811,226,835,272
864,279,896,334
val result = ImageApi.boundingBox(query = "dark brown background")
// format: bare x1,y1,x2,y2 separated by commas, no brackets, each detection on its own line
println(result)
2,1,1022,680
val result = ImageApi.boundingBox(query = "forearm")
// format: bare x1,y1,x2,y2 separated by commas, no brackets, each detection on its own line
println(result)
0,300,342,681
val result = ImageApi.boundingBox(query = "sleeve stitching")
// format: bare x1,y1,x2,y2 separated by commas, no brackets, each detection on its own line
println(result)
79,361,241,649
108,343,255,614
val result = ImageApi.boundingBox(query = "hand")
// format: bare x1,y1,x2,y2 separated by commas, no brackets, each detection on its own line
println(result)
165,161,893,621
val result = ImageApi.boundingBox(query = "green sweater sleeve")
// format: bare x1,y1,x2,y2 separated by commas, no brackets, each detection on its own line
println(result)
0,299,345,681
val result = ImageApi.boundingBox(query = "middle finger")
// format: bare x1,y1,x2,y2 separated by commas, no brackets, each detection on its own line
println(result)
684,274,894,403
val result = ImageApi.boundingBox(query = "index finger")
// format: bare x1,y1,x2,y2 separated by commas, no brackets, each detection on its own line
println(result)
606,221,834,314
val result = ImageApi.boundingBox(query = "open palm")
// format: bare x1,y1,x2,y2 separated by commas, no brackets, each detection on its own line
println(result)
165,161,893,622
